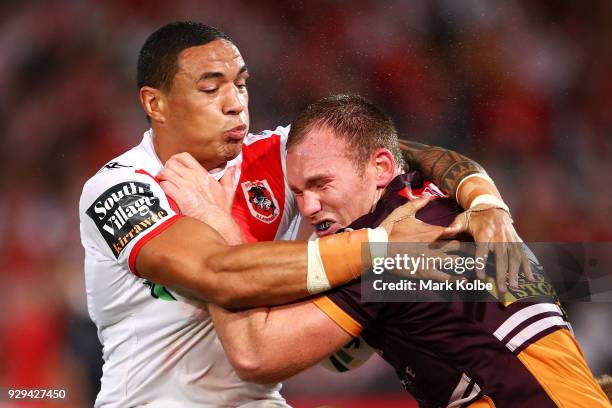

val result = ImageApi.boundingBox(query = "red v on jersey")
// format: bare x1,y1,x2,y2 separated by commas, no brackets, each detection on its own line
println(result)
232,133,286,242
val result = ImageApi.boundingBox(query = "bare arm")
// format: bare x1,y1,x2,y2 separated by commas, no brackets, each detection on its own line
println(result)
136,199,452,309
402,141,534,291
400,140,502,206
400,140,493,202
138,154,461,309
209,300,353,383
136,217,310,309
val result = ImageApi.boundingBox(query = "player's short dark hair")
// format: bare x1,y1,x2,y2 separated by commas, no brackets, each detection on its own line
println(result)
287,94,405,171
137,21,232,91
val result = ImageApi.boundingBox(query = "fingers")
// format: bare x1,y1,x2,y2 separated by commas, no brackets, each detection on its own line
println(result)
159,180,181,203
220,166,237,196
219,167,237,210
428,239,462,252
521,246,535,282
160,160,195,188
158,167,187,184
382,196,433,225
438,211,468,240
507,243,522,288
448,211,468,231
165,153,210,187
494,244,508,294
409,195,434,212
389,221,448,244
474,242,489,280
170,152,208,173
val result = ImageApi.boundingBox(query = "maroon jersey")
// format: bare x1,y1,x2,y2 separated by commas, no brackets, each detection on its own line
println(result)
314,173,605,408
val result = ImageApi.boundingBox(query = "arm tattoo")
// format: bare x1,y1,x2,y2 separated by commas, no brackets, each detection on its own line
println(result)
399,140,486,199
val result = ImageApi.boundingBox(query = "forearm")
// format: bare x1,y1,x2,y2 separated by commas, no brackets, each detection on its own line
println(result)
210,301,351,383
138,218,309,308
400,140,503,208
137,217,378,309
205,239,311,308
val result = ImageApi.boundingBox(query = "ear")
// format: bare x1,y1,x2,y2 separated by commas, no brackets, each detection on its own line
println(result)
371,148,396,188
139,86,167,124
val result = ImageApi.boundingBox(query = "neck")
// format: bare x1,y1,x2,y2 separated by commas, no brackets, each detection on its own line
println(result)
151,127,227,171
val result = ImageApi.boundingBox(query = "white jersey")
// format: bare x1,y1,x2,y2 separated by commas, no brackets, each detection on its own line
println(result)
79,128,297,407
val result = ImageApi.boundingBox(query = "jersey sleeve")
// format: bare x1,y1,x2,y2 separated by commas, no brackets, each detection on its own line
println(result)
79,167,184,276
313,279,384,337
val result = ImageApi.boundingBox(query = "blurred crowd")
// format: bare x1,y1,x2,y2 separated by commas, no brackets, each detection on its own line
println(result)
0,0,610,406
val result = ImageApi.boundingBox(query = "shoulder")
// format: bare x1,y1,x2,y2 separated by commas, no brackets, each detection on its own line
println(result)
79,140,161,212
79,159,178,261
80,162,158,212
243,124,291,147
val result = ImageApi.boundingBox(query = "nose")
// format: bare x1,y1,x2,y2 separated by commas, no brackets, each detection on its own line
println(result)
298,191,322,219
223,85,246,116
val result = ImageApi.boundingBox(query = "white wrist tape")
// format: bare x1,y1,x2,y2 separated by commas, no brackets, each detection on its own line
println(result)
456,173,494,195
470,194,510,214
307,240,331,294
306,227,389,294
367,226,389,262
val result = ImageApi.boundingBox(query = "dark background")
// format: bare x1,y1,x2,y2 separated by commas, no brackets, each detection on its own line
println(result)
0,1,610,406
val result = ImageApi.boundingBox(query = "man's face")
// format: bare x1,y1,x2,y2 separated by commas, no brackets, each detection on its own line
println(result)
162,39,249,168
287,126,380,237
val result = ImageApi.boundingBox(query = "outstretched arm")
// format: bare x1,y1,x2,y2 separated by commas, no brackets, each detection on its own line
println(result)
137,154,454,309
209,300,353,384
137,217,311,308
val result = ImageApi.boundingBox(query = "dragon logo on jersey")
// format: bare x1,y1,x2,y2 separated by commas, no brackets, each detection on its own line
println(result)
240,179,280,224
86,182,168,257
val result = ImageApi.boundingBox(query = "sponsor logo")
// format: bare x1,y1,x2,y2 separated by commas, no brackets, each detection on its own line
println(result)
86,182,167,257
240,179,280,224
98,161,133,173
143,280,176,301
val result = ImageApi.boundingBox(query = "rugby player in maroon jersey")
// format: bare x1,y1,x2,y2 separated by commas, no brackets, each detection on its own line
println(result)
162,94,610,407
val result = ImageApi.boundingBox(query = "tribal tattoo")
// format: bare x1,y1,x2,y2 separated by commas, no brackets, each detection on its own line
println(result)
399,140,486,199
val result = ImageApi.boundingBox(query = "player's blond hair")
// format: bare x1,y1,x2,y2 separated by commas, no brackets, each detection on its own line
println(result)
597,374,612,402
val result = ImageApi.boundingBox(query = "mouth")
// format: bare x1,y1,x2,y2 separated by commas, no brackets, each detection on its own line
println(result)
225,124,247,141
313,220,340,237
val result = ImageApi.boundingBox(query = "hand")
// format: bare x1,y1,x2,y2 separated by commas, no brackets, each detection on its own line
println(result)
384,196,464,282
158,152,242,243
158,152,236,217
447,206,534,293
383,196,459,241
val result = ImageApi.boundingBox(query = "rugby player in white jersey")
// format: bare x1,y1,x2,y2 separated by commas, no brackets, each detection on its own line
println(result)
79,21,528,407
